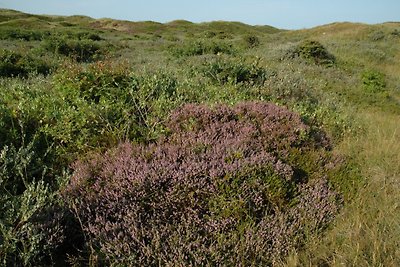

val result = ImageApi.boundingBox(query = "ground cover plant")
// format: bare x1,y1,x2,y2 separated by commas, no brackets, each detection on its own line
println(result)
0,8,399,266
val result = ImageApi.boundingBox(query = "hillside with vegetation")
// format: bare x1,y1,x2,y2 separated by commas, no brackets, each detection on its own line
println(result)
0,9,399,266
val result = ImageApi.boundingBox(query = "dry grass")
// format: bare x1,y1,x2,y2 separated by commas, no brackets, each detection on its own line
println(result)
285,110,400,266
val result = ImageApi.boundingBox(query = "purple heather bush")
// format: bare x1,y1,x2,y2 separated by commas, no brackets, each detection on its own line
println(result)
64,101,342,266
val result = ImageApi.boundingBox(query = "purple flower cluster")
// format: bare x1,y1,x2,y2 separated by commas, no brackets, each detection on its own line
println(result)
64,101,341,265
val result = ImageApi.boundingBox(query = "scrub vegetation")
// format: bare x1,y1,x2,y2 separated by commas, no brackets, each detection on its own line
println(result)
0,8,399,266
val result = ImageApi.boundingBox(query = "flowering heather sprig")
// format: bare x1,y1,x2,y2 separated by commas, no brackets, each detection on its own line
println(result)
64,101,341,266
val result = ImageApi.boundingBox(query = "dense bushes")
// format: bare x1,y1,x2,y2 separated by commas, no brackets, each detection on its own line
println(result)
0,140,63,266
0,28,102,42
0,64,184,265
0,60,182,170
0,140,83,267
0,76,71,267
45,61,182,158
243,34,260,48
0,28,49,41
64,102,342,266
0,50,52,77
201,56,268,86
64,31,103,41
170,39,235,57
286,40,336,66
43,37,102,62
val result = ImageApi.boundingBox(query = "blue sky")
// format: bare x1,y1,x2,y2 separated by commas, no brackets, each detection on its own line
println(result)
0,0,399,29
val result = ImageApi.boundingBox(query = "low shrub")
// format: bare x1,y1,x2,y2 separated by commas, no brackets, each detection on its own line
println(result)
0,77,95,266
0,102,17,147
0,28,103,42
369,30,385,41
204,31,233,39
42,37,102,62
201,56,268,86
390,29,400,37
0,142,72,266
64,102,342,266
361,70,386,93
54,60,132,103
170,39,235,57
204,31,217,38
286,40,336,66
0,28,49,41
243,34,260,48
0,49,52,77
72,31,103,41
47,61,182,159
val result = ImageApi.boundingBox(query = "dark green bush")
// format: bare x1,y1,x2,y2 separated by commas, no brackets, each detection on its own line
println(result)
0,28,49,41
73,31,103,41
0,28,102,43
201,56,268,86
204,31,217,38
170,40,235,57
243,34,260,48
203,31,233,39
0,50,52,77
0,74,104,266
390,29,400,37
42,37,102,62
288,40,336,66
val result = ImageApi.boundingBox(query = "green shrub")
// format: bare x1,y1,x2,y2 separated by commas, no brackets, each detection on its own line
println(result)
0,102,17,147
204,31,217,38
73,32,103,41
0,28,49,41
287,40,336,66
0,50,52,77
243,34,260,48
42,37,102,62
0,60,180,167
0,79,65,181
369,30,385,41
48,61,183,158
201,56,268,86
362,70,386,93
170,39,235,57
0,141,71,266
390,29,400,37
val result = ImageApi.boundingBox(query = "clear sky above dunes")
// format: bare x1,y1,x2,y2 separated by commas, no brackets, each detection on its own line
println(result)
0,0,399,29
